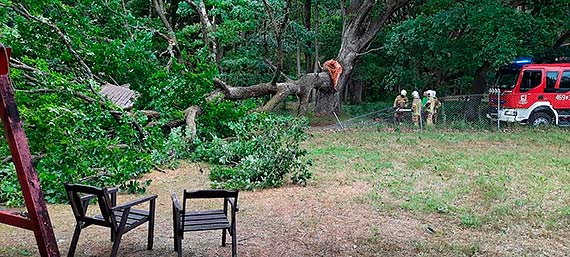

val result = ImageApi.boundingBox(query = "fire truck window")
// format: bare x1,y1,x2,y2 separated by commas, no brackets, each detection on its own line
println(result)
559,71,570,92
520,70,542,92
545,71,559,93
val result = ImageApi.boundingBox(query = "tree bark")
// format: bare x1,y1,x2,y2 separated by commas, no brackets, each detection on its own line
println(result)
465,61,491,122
313,0,319,73
304,0,312,73
214,73,330,114
349,78,363,104
184,106,201,139
312,0,410,116
186,0,222,68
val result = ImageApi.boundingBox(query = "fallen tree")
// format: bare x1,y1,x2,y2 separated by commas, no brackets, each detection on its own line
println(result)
181,0,411,117
166,0,413,137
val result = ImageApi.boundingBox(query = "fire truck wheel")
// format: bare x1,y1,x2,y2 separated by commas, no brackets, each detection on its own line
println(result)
528,112,552,126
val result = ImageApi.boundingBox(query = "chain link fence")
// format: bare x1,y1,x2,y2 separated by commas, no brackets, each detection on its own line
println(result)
317,93,502,131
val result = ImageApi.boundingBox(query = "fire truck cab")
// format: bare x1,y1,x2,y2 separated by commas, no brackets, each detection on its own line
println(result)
489,60,570,126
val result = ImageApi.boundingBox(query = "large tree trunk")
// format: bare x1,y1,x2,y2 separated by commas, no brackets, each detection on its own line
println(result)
214,73,330,114
314,41,358,114
349,78,363,104
465,61,491,122
313,0,409,116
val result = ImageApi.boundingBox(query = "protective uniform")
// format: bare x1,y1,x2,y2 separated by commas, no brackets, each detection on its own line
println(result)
411,91,421,127
421,91,429,106
393,90,408,123
426,90,441,126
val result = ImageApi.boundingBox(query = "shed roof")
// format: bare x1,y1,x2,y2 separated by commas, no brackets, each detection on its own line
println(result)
100,84,137,109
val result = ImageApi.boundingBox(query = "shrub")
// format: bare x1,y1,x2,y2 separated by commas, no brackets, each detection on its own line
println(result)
194,113,312,190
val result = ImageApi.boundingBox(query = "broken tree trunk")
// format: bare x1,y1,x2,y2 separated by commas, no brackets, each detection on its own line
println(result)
312,0,411,116
213,72,330,115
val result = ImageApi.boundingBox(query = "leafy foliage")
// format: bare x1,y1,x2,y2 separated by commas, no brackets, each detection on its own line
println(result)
0,0,216,205
194,113,312,190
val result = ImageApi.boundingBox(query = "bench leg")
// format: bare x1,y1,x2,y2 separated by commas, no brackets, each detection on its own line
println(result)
173,228,179,251
148,200,156,250
231,224,237,257
110,232,123,257
176,234,182,257
67,223,82,257
222,228,227,247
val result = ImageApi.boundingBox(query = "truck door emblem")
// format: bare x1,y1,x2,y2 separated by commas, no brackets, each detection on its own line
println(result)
520,94,528,104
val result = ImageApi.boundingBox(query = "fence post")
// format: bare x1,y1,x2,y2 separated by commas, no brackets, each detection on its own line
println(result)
496,89,500,131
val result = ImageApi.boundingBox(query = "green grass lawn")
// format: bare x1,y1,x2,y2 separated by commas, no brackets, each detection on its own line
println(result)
306,127,570,255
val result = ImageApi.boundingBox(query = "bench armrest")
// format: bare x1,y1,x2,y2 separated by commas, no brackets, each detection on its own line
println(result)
79,194,97,203
171,193,182,213
107,187,119,206
111,195,157,211
107,187,119,194
227,198,239,212
79,187,119,203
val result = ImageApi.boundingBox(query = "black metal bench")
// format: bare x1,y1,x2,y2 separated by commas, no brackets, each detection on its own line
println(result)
172,189,239,257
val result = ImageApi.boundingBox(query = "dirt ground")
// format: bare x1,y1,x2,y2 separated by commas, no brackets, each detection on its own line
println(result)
1,158,568,257
0,161,431,257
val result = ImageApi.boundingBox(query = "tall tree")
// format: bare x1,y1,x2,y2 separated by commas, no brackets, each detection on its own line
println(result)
303,0,312,73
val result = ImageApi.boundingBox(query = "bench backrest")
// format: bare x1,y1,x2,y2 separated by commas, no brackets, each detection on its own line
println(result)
182,189,238,211
64,183,115,228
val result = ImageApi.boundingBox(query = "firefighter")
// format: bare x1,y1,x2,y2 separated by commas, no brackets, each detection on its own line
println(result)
426,90,441,126
393,90,408,124
422,90,430,106
411,91,421,127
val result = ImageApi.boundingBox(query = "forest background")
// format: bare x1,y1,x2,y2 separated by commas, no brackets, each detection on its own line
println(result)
0,0,568,205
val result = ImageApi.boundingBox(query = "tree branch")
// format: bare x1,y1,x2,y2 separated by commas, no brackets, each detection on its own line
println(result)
554,29,570,48
16,88,98,104
12,3,101,97
184,106,202,140
262,0,277,30
152,0,182,69
2,153,46,165
264,59,294,82
9,58,45,74
363,0,411,49
356,46,384,56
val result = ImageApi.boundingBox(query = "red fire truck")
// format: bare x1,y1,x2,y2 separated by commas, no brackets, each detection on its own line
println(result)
489,59,570,126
